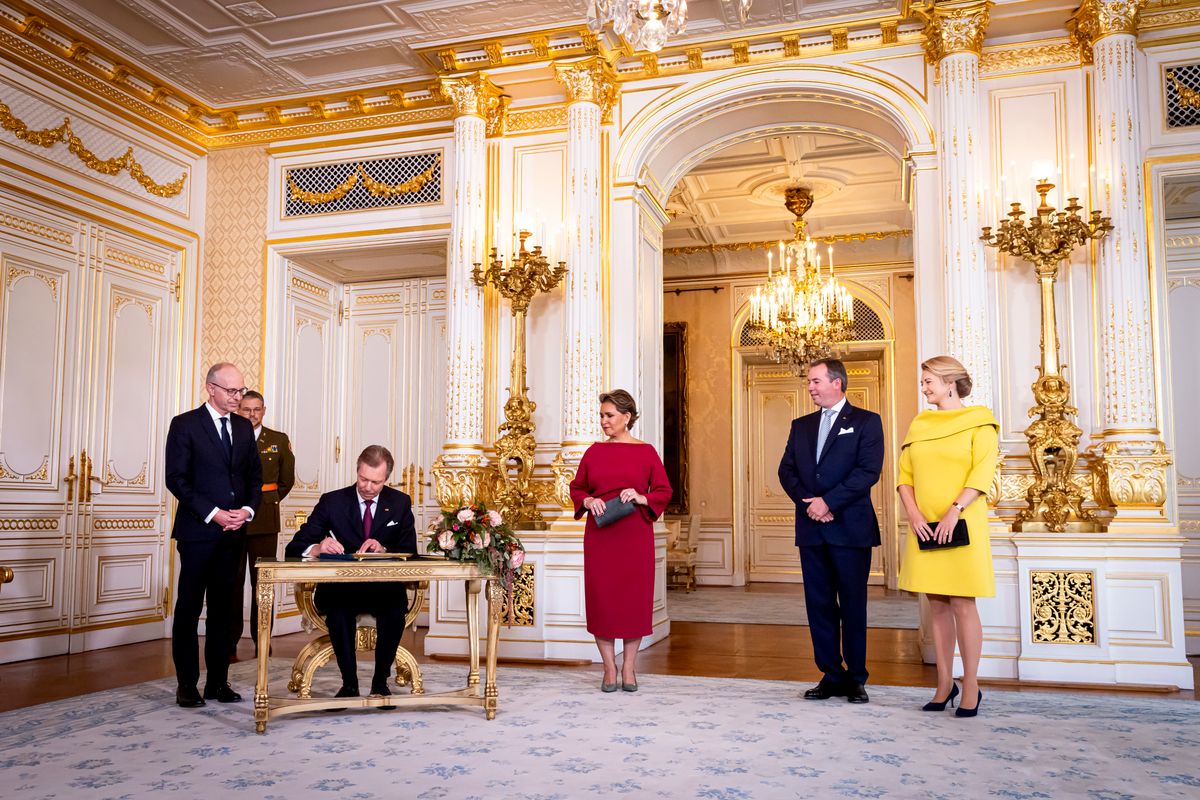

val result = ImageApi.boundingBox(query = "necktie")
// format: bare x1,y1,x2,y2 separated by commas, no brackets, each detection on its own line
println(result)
219,416,233,460
816,408,835,460
362,499,374,541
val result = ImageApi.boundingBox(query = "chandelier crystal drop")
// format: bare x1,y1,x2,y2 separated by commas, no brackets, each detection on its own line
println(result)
746,187,854,370
588,0,689,53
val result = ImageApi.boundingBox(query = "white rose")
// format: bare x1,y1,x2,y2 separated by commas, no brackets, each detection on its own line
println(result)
457,508,475,523
487,510,503,527
437,530,455,550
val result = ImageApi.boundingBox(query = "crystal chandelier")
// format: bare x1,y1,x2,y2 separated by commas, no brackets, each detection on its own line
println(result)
588,1,689,53
747,187,854,369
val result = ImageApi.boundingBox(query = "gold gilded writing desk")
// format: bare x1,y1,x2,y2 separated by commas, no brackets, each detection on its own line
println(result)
253,556,502,734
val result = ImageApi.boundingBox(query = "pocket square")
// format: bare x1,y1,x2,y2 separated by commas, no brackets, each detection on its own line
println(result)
386,520,398,527
838,427,854,435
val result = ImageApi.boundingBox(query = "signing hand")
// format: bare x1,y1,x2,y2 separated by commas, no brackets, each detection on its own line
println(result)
619,488,647,505
357,538,384,554
905,505,934,541
316,536,344,555
933,506,961,544
584,497,607,515
803,496,831,521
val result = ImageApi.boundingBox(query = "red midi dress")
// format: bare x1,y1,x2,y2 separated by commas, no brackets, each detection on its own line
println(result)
569,441,673,638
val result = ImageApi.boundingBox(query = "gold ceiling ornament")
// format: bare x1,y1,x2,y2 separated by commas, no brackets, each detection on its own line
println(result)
438,73,506,119
745,186,854,372
1069,0,1146,63
917,1,992,64
286,159,441,205
981,181,1113,532
0,100,187,197
553,57,618,123
664,229,911,256
472,229,568,528
1168,70,1200,109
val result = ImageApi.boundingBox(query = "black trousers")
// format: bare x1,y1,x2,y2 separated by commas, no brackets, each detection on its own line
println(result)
173,533,244,689
315,582,409,690
799,542,873,687
230,534,278,648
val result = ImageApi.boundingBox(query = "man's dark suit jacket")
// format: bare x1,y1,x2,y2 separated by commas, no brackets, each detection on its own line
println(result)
246,426,294,536
285,485,417,559
165,404,262,540
778,401,885,548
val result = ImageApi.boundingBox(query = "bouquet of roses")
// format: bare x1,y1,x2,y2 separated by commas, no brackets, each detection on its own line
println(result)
427,502,526,595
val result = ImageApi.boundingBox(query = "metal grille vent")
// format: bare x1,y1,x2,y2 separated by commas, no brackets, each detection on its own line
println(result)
1166,65,1200,129
283,151,442,217
738,298,886,346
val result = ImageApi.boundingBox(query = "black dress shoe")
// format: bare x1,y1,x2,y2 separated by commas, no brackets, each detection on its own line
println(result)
370,682,395,710
803,680,847,700
176,686,206,708
846,684,870,704
202,683,243,703
335,685,360,698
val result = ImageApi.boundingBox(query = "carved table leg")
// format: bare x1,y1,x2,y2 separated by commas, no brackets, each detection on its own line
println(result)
485,579,502,720
254,580,275,734
466,579,481,689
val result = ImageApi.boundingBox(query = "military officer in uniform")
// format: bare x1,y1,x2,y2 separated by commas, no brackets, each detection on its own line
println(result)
232,390,294,657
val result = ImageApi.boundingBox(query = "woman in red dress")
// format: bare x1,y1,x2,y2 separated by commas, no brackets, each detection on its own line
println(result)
570,390,672,693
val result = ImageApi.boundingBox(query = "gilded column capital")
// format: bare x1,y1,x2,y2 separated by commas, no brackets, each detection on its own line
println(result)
439,73,506,120
1069,0,1145,62
553,57,617,123
919,1,992,64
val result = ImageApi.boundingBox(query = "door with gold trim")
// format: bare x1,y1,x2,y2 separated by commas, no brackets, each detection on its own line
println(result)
746,365,804,582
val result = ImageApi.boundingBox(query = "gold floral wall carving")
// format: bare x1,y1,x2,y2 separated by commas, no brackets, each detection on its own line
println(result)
1031,570,1097,644
0,99,186,197
500,563,535,627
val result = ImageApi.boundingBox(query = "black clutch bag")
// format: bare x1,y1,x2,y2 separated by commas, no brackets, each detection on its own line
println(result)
593,497,637,528
917,519,970,550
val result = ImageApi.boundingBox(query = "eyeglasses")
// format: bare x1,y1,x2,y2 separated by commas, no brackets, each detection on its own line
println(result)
208,381,248,398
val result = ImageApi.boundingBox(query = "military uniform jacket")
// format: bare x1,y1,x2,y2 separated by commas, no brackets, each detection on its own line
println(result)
246,426,294,536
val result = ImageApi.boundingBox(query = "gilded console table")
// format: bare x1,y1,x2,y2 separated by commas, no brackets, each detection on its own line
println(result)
252,557,502,734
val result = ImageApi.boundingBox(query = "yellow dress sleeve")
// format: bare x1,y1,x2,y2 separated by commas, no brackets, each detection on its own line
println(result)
965,424,999,493
897,443,914,488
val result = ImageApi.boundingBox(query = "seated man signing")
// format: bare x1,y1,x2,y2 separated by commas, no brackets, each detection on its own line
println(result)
284,445,416,700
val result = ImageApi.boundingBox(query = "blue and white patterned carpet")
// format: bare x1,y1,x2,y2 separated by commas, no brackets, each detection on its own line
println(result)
3,659,1198,799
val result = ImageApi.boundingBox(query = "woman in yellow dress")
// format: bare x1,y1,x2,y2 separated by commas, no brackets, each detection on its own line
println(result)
897,356,999,718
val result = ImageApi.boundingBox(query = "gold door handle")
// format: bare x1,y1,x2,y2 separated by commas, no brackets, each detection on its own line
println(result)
80,451,96,503
64,455,77,502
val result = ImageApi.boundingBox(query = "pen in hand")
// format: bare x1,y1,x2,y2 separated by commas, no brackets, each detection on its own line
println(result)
317,530,344,555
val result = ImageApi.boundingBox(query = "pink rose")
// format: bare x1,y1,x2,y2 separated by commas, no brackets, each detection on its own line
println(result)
457,508,475,523
437,530,454,550
487,510,503,527
511,549,525,568
470,532,481,547
480,531,491,548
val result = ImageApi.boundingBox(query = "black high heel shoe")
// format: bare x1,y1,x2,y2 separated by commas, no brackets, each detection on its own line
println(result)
921,682,959,712
955,689,983,718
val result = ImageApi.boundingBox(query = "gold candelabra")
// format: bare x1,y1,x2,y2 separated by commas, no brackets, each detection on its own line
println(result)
472,229,567,528
981,181,1112,531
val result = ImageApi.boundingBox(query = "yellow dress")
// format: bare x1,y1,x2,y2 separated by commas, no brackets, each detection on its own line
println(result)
897,406,1000,598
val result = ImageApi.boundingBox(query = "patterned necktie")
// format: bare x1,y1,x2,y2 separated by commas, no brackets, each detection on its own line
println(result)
362,499,374,541
219,416,233,460
816,408,835,460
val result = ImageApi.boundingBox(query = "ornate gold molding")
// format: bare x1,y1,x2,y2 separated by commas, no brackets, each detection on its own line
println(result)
664,229,911,256
93,518,155,530
549,453,576,510
1168,70,1200,109
1070,0,1146,62
431,453,493,509
286,158,440,205
439,73,506,121
1030,570,1096,644
0,517,58,530
918,1,992,64
553,58,617,123
499,563,535,626
106,248,166,275
507,106,569,133
1089,440,1172,512
980,42,1081,74
0,211,73,244
0,100,186,197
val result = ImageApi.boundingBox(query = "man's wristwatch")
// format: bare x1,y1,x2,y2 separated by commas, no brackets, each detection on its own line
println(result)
952,501,965,513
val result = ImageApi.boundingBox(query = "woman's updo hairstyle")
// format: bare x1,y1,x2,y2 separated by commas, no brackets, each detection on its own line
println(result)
599,389,639,429
921,355,973,398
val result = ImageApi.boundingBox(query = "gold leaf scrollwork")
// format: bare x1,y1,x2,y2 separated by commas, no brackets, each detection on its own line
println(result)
286,158,442,205
499,563,535,626
0,100,187,197
1168,70,1200,110
1030,570,1096,644
1089,440,1172,509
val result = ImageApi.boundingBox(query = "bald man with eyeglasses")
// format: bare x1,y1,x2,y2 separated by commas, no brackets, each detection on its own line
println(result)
165,362,262,709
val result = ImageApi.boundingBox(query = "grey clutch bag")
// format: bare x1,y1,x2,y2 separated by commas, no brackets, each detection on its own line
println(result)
594,497,637,528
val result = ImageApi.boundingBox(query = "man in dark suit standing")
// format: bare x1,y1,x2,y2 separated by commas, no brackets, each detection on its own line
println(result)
165,362,262,708
285,445,416,700
778,358,884,704
231,390,294,658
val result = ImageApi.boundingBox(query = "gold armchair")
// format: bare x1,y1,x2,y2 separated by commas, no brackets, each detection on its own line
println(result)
666,513,701,591
287,581,427,698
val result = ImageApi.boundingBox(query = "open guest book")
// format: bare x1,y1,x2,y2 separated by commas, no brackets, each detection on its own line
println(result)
316,552,413,561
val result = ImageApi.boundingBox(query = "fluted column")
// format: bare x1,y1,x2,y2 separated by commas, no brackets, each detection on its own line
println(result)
550,59,615,497
1070,0,1170,524
432,73,506,508
922,1,994,411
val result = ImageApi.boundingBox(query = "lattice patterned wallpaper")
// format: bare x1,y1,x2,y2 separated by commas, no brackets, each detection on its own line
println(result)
200,147,268,393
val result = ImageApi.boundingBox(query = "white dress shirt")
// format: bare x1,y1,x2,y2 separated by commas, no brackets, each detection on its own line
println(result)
303,491,376,557
202,402,256,525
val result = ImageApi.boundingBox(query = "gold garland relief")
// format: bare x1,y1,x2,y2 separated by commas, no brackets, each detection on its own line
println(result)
1030,570,1096,644
0,100,187,197
287,158,441,206
1168,71,1200,110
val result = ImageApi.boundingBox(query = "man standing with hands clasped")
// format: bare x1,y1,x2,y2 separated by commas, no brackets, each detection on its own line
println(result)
778,358,884,704
165,362,262,708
